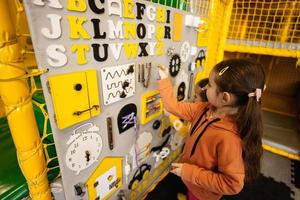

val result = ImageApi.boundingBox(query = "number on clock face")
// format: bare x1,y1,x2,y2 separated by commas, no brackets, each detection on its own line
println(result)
65,123,103,174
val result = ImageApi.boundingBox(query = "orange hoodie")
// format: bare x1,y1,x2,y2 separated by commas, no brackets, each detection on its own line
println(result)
158,78,245,200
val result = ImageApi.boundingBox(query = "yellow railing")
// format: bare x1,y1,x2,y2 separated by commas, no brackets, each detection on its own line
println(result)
223,0,300,58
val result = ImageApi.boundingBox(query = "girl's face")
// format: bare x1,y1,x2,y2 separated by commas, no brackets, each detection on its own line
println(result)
206,71,223,108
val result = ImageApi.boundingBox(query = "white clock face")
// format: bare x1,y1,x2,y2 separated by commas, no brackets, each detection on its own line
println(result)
65,123,103,174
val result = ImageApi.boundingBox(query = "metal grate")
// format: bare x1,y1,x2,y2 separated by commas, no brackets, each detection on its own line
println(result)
145,0,210,18
187,0,210,17
227,0,300,52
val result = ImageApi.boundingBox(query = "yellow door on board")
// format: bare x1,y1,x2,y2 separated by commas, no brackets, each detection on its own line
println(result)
48,70,100,129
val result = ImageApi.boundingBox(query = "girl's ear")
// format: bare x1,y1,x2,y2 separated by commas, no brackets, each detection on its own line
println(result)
222,92,233,105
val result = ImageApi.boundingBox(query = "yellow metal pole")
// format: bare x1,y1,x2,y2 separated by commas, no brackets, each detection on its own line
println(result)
216,0,234,62
195,0,219,82
196,0,231,82
202,0,219,75
0,98,5,117
0,0,51,200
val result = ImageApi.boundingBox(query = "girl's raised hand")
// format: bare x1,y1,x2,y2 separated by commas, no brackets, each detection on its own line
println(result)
157,64,169,79
170,163,183,177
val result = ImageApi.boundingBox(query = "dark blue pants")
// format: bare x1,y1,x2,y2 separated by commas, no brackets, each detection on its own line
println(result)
145,172,188,200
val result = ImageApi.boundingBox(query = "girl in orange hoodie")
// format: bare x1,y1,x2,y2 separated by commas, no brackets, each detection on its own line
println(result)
146,59,265,200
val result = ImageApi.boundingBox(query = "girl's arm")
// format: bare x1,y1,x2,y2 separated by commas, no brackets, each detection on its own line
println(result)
158,78,207,122
180,135,245,195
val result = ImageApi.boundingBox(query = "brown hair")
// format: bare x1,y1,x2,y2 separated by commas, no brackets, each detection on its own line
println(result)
213,59,265,183
196,78,209,101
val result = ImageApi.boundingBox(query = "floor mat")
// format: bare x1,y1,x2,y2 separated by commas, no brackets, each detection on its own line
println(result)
223,174,294,200
292,160,300,189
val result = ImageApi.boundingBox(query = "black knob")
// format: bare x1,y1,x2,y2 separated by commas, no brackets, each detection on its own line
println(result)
152,120,161,130
122,81,129,89
74,185,83,196
74,83,82,91
127,65,134,74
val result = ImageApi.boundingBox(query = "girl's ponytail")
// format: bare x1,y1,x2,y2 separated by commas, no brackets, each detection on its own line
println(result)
214,59,265,183
236,97,263,182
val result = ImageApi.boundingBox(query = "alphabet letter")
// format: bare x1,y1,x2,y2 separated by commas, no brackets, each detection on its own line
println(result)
91,19,106,39
156,42,164,56
123,22,136,39
71,44,90,65
67,0,87,12
110,43,123,60
88,0,105,14
147,24,155,39
164,26,171,39
67,16,90,39
32,0,63,8
123,0,135,19
156,25,164,41
136,2,146,20
41,14,62,39
46,45,67,67
166,10,171,23
146,5,156,21
108,20,124,39
92,43,108,62
148,42,156,56
137,23,146,39
138,42,148,57
123,43,138,59
108,0,122,16
156,7,166,23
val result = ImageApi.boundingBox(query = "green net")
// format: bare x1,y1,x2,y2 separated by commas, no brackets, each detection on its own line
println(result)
31,77,60,182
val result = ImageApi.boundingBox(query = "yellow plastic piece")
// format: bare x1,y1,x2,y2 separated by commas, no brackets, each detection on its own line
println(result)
159,115,171,137
123,42,139,59
140,90,163,125
177,193,187,200
123,0,135,19
130,191,137,200
169,114,190,137
196,17,209,47
263,144,300,161
67,16,90,39
173,12,183,42
71,44,90,65
156,41,164,56
131,180,140,191
67,0,87,12
123,22,137,39
86,157,123,200
0,0,51,199
48,69,100,129
156,7,166,23
156,25,164,41
142,169,150,179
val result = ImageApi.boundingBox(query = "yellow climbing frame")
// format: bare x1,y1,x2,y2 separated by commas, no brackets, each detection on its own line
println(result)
217,0,300,160
220,0,300,60
0,0,51,199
